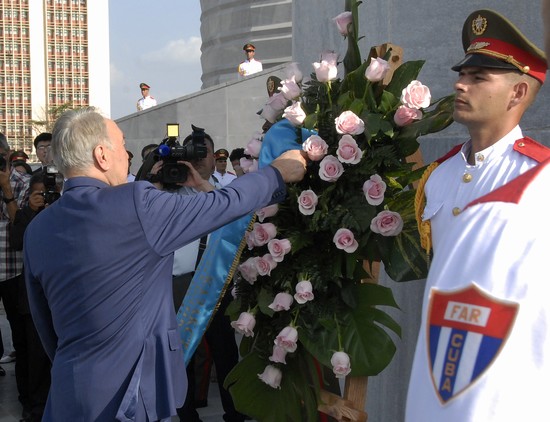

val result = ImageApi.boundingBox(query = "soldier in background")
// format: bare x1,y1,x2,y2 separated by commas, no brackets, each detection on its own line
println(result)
237,43,263,77
136,82,157,111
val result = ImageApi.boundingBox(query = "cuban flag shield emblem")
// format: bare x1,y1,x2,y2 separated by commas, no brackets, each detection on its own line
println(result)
427,284,518,403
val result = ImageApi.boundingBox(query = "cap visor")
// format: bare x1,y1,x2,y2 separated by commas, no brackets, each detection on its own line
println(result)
451,54,519,72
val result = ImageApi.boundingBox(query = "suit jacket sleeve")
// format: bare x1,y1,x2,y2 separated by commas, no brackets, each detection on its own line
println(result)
23,258,57,361
137,165,286,257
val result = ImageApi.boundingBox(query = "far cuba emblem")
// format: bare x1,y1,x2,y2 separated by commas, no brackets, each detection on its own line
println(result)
427,284,518,404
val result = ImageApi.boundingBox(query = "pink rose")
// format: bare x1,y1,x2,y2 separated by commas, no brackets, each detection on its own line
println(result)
364,57,390,82
331,351,352,378
333,11,353,36
238,257,260,284
260,92,289,122
335,110,365,135
269,345,288,364
333,228,359,253
370,210,404,236
297,189,318,216
294,280,314,304
285,62,303,83
336,135,363,164
248,222,277,248
394,105,422,126
279,78,302,100
362,174,387,206
256,204,279,222
283,101,306,126
319,155,344,182
260,104,280,123
313,51,338,82
258,365,282,389
256,253,277,276
240,157,258,174
274,326,299,353
244,137,263,158
268,292,294,311
400,80,431,109
267,238,291,262
302,135,328,161
231,311,256,337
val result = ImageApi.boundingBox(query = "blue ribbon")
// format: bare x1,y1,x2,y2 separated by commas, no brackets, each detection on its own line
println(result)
176,119,315,365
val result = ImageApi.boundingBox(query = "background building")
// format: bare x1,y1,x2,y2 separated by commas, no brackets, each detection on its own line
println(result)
200,0,292,88
0,0,109,156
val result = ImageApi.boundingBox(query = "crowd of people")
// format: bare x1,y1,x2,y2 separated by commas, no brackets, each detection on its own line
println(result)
0,5,550,422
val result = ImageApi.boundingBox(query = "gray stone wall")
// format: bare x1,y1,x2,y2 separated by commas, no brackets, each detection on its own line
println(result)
200,0,293,88
118,65,287,175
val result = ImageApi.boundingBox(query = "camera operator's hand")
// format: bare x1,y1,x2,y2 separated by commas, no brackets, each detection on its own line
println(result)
271,149,308,183
148,161,164,189
178,161,215,192
29,190,46,211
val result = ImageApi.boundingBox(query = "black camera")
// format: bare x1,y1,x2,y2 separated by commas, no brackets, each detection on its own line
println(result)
155,124,208,184
42,165,61,205
0,155,6,172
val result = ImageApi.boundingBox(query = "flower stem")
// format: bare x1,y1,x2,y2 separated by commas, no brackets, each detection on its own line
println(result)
292,308,301,327
335,314,343,351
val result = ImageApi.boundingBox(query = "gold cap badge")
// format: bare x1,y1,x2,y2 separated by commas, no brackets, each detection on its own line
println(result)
472,14,487,36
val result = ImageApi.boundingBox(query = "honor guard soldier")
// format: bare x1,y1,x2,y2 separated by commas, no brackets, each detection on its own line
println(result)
237,43,263,77
137,82,157,111
406,9,550,422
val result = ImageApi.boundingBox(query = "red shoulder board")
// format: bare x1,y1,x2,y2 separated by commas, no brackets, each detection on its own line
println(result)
465,157,550,209
513,137,550,163
435,143,464,164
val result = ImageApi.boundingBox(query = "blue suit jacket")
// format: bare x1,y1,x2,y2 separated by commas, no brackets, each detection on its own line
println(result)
23,166,285,421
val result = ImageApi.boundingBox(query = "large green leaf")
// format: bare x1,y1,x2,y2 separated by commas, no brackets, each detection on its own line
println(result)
225,352,321,421
299,283,399,376
385,60,425,98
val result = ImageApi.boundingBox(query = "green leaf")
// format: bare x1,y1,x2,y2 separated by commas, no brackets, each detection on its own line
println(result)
225,352,321,421
385,60,425,98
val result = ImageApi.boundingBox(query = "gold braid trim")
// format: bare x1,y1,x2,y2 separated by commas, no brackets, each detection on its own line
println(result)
205,214,257,330
414,162,439,255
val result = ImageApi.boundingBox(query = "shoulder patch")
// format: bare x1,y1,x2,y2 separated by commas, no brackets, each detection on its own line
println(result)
513,137,550,163
428,284,518,404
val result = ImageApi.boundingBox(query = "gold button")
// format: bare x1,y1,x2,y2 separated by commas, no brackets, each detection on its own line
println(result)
462,173,473,183
518,142,525,147
452,207,461,216
477,154,484,161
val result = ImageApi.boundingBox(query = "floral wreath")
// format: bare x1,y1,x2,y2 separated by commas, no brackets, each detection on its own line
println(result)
224,2,454,420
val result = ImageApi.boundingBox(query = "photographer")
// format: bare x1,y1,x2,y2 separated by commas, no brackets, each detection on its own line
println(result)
141,127,245,422
9,171,59,422
0,133,30,417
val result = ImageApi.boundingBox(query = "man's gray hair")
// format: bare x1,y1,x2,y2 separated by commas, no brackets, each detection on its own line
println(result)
0,132,8,151
51,107,111,175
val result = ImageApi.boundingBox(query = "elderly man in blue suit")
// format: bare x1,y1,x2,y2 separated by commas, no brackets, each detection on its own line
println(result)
23,107,307,421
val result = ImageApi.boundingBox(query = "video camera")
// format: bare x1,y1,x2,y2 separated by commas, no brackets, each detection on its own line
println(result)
42,164,61,205
154,124,208,184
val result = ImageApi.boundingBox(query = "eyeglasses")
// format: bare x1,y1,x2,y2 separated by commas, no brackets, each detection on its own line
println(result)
216,159,227,162
37,145,50,150
245,49,254,53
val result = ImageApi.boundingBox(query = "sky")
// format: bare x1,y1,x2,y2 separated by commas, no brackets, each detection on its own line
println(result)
108,0,203,119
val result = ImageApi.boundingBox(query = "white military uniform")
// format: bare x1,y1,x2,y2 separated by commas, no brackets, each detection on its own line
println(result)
238,59,263,77
423,126,539,251
406,129,550,421
136,95,157,111
213,170,237,187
